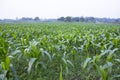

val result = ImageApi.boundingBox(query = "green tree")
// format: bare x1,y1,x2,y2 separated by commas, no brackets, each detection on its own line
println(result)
80,17,84,22
34,17,40,21
65,16,72,22
57,17,65,21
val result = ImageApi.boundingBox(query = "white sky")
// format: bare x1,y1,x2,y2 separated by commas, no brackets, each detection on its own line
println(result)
0,0,120,19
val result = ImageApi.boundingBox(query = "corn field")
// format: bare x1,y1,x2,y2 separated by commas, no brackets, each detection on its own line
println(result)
0,22,120,80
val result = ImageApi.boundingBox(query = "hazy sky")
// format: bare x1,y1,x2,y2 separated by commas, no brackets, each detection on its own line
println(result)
0,0,120,19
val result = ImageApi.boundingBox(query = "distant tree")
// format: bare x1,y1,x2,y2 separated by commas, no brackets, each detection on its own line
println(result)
21,17,33,21
89,17,95,23
79,17,85,22
114,19,120,23
34,17,40,21
72,17,80,22
65,16,72,22
57,17,65,21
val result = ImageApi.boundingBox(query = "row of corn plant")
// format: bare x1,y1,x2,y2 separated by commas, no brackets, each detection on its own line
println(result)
0,23,120,80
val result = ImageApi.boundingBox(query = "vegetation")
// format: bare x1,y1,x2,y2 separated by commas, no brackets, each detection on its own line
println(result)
0,22,120,80
0,16,120,23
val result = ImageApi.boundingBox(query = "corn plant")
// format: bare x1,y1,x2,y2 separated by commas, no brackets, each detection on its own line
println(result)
0,23,120,80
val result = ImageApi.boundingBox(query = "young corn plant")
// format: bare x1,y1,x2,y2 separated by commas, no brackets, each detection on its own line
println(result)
23,39,51,79
82,47,118,80
53,44,74,80
0,37,11,80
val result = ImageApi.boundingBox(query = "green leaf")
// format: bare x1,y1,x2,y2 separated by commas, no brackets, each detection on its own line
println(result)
1,57,10,70
27,58,36,74
67,60,74,67
99,66,108,80
62,58,67,65
113,75,120,78
10,64,19,80
44,51,51,61
103,62,113,69
5,57,10,69
114,59,120,63
107,48,118,61
83,58,91,69
93,55,100,63
110,48,118,54
12,50,21,55
99,50,109,58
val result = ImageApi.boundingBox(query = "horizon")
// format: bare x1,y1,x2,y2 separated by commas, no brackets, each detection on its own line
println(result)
0,16,120,20
0,0,120,19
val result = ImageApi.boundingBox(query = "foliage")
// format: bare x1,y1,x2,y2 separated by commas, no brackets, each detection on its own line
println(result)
0,22,120,80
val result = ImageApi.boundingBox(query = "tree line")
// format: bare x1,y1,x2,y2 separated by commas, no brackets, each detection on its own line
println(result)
57,16,120,23
0,16,120,23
